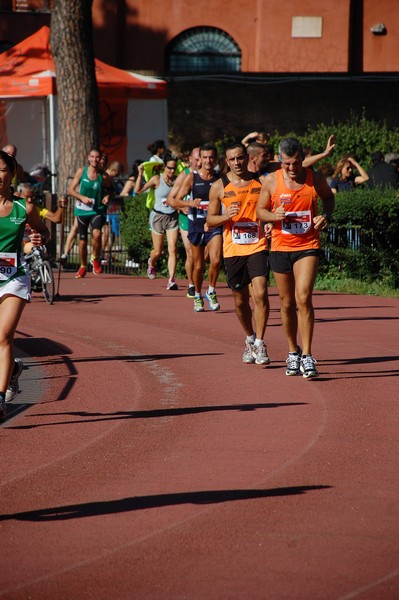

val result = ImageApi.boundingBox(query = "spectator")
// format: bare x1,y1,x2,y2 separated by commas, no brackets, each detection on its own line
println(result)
2,143,27,188
147,139,166,163
330,156,369,193
120,159,143,197
102,161,124,265
367,151,399,190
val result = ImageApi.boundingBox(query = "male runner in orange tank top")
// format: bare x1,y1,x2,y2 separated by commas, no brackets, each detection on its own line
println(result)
207,142,270,365
257,137,334,378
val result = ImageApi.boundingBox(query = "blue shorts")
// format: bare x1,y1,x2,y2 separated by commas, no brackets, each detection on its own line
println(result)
188,227,223,247
107,213,120,237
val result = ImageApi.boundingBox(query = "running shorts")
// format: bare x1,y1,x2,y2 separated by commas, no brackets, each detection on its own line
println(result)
269,249,322,274
77,214,106,241
149,210,179,235
224,250,270,291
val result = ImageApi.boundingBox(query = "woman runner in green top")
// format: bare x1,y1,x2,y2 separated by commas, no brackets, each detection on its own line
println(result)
0,149,49,420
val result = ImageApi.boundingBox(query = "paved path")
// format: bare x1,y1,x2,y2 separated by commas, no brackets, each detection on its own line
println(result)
1,272,398,599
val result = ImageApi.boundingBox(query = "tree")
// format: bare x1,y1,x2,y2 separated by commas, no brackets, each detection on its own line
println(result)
50,0,100,193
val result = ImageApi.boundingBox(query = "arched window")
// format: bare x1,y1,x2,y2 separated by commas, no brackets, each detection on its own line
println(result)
166,27,241,74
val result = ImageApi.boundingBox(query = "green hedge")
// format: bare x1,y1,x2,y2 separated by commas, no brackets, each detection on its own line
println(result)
320,188,399,287
120,194,187,277
120,188,399,289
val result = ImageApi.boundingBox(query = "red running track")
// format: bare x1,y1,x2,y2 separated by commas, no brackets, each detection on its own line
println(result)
1,272,398,599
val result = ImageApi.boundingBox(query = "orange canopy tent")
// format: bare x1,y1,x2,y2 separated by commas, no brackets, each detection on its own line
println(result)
0,26,168,185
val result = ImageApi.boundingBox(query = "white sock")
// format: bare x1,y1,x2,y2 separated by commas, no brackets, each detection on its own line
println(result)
246,334,255,343
207,286,215,294
254,338,264,347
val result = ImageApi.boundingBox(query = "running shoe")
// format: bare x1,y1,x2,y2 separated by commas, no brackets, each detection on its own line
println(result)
242,340,255,364
75,266,87,278
193,296,205,312
166,279,178,290
0,395,5,421
186,285,195,299
58,253,68,266
286,347,302,376
5,359,23,403
253,341,271,365
204,290,220,311
300,355,319,379
91,257,103,275
147,259,156,279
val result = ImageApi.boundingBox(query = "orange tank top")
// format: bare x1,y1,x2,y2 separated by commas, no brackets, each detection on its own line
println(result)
270,168,320,251
221,175,267,258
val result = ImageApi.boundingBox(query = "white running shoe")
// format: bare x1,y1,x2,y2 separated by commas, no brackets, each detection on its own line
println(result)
204,290,220,311
300,355,319,378
6,359,23,402
286,348,302,376
252,341,270,365
242,341,255,364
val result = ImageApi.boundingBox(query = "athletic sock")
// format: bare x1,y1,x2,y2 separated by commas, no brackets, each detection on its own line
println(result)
207,286,215,294
254,338,264,347
246,334,255,344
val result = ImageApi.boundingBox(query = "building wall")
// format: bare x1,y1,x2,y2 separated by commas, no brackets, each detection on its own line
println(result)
92,0,352,73
363,0,399,71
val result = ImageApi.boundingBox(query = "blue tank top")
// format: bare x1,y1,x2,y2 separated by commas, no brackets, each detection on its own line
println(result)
188,171,220,233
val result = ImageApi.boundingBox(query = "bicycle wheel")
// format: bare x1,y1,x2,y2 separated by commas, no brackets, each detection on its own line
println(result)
40,260,55,304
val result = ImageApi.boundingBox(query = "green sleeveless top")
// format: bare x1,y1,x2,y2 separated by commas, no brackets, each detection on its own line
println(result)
0,196,27,286
74,166,106,217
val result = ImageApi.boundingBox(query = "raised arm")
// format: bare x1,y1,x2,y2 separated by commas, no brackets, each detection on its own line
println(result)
348,157,369,185
303,134,335,169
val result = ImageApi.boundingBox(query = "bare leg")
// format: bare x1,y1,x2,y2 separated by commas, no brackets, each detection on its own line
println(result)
250,275,269,340
293,256,319,355
232,286,254,336
191,244,205,294
149,231,165,267
166,228,179,281
0,296,26,394
180,228,193,285
206,234,222,288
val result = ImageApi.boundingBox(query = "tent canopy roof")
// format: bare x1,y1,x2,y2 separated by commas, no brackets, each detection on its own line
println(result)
0,26,167,99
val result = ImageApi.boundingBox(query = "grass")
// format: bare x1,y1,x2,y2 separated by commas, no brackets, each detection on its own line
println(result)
314,275,399,298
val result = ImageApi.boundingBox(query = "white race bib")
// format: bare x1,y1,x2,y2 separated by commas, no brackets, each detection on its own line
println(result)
282,211,312,235
232,222,259,244
75,199,94,211
0,252,18,281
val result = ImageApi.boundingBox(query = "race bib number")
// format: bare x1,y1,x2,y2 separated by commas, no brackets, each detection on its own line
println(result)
232,222,259,244
0,252,18,281
75,199,94,211
282,211,312,235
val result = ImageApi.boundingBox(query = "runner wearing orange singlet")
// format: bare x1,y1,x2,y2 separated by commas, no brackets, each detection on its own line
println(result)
257,137,334,378
207,142,270,365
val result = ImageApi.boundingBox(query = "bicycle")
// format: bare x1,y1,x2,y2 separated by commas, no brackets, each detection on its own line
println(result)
25,246,55,304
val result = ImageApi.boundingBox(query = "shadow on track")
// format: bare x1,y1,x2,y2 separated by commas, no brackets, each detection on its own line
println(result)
0,485,332,521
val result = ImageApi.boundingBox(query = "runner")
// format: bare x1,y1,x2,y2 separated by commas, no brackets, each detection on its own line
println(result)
67,148,112,278
167,147,201,298
0,150,49,418
256,137,334,378
175,143,222,312
135,153,200,290
207,142,270,364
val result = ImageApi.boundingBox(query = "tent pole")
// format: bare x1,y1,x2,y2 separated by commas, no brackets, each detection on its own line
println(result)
48,94,56,193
